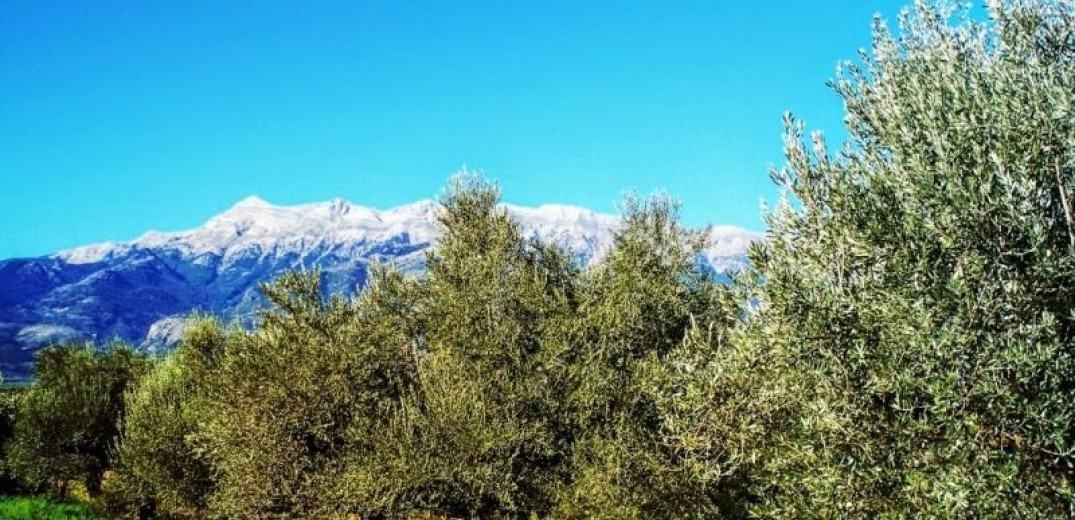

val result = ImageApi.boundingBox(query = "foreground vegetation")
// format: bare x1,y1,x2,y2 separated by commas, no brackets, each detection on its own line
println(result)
1,1,1073,518
0,496,115,520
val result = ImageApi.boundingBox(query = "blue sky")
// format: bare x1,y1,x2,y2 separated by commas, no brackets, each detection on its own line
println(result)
1,0,913,259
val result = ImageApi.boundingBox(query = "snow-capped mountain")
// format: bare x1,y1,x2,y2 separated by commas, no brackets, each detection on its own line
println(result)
0,197,762,379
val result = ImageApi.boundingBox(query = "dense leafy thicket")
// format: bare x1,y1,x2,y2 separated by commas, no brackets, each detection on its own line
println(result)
1,1,1073,518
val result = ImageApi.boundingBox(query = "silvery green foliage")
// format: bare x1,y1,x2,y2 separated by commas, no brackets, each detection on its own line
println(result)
113,317,226,518
551,195,745,520
663,1,1075,517
339,175,579,518
107,175,740,519
196,269,418,520
6,344,148,498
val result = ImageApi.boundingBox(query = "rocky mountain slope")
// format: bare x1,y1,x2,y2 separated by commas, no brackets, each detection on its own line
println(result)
0,196,762,378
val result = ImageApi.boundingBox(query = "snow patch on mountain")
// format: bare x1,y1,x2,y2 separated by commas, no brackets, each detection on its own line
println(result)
143,316,193,354
55,198,760,271
55,198,446,266
16,324,89,349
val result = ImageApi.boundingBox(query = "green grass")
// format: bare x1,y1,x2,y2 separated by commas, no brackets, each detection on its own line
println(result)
0,496,114,520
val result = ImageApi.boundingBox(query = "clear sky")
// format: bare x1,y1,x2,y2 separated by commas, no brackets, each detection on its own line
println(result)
1,0,913,259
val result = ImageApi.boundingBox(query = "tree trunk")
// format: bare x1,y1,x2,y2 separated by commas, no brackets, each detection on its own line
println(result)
137,496,157,520
85,467,104,497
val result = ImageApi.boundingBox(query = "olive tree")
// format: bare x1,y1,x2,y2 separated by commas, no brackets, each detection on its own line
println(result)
662,1,1075,517
113,317,226,519
7,344,148,498
552,195,742,519
340,175,579,519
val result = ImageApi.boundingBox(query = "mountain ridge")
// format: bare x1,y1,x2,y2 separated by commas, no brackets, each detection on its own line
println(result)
0,196,763,380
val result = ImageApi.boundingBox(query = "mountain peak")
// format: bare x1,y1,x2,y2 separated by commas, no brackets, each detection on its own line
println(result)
325,198,354,217
233,195,273,209
386,199,439,218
